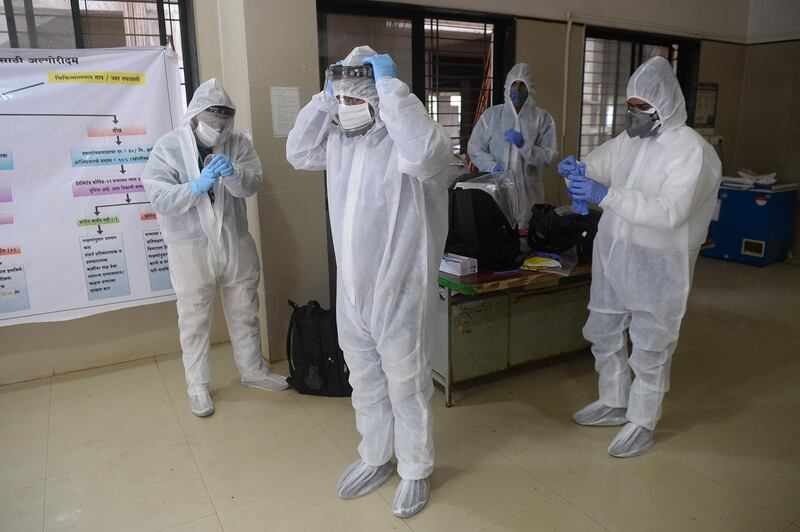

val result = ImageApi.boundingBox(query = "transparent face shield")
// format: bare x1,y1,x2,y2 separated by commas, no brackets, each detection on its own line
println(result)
326,64,376,137
197,107,235,130
193,105,235,147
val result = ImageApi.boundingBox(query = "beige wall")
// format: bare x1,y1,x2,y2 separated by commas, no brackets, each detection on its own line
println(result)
5,1,798,385
243,0,330,360
698,40,747,176
0,15,238,384
192,0,328,363
734,41,800,262
518,21,799,262
373,0,750,43
0,301,230,385
2,0,324,386
193,0,272,355
516,19,585,207
747,0,800,43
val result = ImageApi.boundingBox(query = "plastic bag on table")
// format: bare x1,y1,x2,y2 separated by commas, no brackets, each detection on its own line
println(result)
520,246,578,277
454,172,517,228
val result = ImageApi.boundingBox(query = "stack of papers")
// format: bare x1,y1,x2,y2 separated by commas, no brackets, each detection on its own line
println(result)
722,169,777,188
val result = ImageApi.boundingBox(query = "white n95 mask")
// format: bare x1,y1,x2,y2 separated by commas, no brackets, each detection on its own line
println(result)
337,102,374,137
195,121,230,147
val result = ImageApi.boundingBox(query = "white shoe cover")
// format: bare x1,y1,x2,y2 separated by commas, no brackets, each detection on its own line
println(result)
336,459,394,499
242,373,289,392
392,477,430,518
189,391,214,417
573,400,628,426
608,422,654,458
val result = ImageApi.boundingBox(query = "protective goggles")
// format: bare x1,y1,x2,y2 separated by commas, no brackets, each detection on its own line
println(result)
196,106,235,131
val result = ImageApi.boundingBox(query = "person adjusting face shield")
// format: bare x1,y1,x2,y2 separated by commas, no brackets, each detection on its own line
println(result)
326,61,377,137
558,56,721,458
287,45,455,519
142,78,288,418
467,63,558,233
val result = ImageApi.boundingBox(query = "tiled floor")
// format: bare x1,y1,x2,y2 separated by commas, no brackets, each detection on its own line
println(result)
2,258,799,531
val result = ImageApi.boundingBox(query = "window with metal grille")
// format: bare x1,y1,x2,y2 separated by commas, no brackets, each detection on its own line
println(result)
425,18,493,154
319,13,413,86
317,2,513,303
317,2,513,156
1,0,198,105
579,28,699,158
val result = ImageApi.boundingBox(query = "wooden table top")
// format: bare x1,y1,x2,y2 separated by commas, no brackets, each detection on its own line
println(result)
438,263,592,296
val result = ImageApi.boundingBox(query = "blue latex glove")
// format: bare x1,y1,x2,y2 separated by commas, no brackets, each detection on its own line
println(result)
570,197,589,215
214,154,234,177
566,162,589,215
557,155,578,177
191,156,222,195
568,174,609,205
363,54,397,80
504,129,524,148
559,156,589,215
491,163,504,174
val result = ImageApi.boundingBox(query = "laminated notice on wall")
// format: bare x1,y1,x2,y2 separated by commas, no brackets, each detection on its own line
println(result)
0,47,181,326
270,87,300,137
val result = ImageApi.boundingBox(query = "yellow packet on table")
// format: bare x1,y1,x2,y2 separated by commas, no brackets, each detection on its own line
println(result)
521,256,562,271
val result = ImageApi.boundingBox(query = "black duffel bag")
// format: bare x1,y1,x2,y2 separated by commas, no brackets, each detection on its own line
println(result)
445,172,523,271
527,204,601,261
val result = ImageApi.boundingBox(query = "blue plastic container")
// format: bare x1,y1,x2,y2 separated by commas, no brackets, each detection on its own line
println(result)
702,184,798,266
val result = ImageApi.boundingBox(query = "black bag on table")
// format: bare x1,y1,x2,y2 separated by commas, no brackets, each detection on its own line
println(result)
286,300,352,397
445,172,524,271
527,204,601,261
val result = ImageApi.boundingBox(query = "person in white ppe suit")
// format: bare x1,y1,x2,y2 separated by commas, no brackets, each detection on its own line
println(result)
558,57,721,457
468,63,558,233
142,79,288,418
286,46,453,518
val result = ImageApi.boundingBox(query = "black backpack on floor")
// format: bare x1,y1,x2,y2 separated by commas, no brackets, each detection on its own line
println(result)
527,204,601,261
445,172,523,271
286,300,352,397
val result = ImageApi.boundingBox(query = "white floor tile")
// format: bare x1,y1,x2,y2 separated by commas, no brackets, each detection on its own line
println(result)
563,451,790,532
47,359,184,477
44,442,213,532
189,413,348,512
0,379,50,489
218,477,406,532
0,480,45,532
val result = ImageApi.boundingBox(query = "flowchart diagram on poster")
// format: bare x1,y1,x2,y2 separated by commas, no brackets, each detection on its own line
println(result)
0,47,182,325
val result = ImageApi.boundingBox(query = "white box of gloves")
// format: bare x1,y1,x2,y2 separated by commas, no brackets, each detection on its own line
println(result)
439,253,478,276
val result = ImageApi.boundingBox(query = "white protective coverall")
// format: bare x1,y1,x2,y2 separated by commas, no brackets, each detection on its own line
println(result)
467,63,558,229
286,46,453,480
583,57,721,431
142,79,270,395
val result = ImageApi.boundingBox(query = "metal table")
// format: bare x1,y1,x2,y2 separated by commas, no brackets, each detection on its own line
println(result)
433,264,592,406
